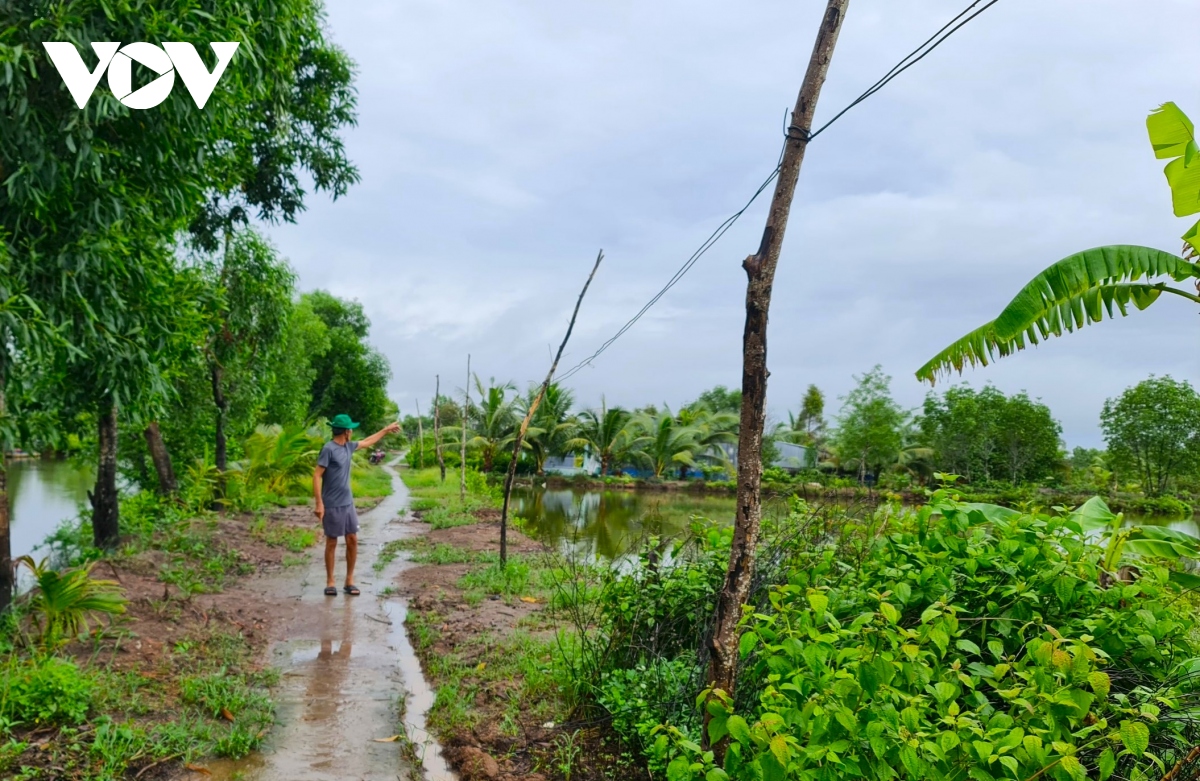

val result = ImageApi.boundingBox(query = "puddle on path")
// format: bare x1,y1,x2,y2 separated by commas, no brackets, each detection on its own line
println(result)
205,465,456,781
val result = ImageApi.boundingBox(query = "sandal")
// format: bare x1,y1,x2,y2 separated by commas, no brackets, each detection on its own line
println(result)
324,587,338,596
343,585,361,596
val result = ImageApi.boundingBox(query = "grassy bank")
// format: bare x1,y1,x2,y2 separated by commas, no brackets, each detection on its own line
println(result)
399,467,637,781
0,461,393,780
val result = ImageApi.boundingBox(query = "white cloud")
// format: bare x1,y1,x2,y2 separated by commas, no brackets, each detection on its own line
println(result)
268,0,1200,449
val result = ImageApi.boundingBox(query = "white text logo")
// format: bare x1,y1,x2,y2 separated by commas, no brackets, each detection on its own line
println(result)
42,42,240,110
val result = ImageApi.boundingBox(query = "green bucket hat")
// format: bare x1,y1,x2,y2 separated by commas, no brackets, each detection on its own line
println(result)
330,413,360,430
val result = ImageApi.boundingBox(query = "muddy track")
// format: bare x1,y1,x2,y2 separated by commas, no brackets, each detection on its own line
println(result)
202,465,455,781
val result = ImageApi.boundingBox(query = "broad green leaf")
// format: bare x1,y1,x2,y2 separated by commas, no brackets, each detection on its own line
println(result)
933,681,957,703
739,631,759,658
769,735,789,766
667,757,691,781
917,246,1199,383
1088,671,1111,699
706,770,730,781
726,715,752,746
1147,102,1196,159
973,741,993,761
807,591,829,616
956,638,982,655
964,503,1020,523
880,602,900,625
1059,755,1086,781
1069,496,1119,531
1098,747,1116,780
1119,720,1150,757
1169,570,1200,590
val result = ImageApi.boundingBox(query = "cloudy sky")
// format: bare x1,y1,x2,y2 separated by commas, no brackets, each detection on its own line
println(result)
266,0,1200,449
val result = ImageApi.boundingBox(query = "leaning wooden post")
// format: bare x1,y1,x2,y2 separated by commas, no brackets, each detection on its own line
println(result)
703,0,849,760
499,251,603,567
434,376,446,483
415,398,425,470
460,354,470,502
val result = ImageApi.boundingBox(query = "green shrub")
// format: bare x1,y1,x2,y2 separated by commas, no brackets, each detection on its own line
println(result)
0,656,94,728
675,490,1200,780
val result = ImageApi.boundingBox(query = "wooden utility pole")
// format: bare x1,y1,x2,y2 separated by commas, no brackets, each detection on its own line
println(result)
415,398,425,469
499,251,603,566
434,375,446,483
704,0,849,759
460,355,470,502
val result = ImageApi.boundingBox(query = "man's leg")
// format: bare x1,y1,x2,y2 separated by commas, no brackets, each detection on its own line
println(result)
344,533,358,587
325,535,338,588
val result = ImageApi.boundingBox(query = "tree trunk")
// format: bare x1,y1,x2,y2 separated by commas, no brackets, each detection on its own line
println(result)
0,342,10,612
460,355,470,502
211,363,228,472
434,375,446,483
144,422,178,494
92,402,121,549
415,399,425,469
703,0,848,760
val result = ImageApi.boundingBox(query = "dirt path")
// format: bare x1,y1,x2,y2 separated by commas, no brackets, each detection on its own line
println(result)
204,465,455,781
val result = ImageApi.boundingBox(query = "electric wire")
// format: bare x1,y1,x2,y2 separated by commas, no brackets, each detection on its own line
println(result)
555,0,1004,382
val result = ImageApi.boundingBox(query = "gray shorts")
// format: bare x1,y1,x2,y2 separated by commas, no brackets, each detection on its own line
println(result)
323,505,359,538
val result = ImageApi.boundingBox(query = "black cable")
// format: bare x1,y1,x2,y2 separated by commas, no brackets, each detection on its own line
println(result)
808,0,1002,140
555,0,1004,382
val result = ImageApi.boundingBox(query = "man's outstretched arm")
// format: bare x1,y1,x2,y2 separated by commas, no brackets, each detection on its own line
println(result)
357,422,401,451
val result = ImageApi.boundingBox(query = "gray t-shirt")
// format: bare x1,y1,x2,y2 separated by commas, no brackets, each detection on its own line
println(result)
317,440,359,508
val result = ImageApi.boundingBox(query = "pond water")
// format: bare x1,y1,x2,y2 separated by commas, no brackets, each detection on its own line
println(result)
8,458,93,568
509,485,1200,561
510,486,792,560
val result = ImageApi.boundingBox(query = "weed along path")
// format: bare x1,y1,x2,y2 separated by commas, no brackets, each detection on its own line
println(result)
205,463,456,781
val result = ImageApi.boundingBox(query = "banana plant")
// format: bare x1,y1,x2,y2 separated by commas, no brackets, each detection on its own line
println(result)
1067,496,1200,589
917,102,1200,383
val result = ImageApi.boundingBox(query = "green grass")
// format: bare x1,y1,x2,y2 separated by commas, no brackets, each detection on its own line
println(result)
1,630,280,778
402,468,499,529
407,610,567,738
250,517,317,552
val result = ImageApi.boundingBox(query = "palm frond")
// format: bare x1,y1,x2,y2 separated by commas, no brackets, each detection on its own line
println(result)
918,245,1200,384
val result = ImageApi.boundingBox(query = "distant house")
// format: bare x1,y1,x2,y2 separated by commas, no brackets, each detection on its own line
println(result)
543,452,602,476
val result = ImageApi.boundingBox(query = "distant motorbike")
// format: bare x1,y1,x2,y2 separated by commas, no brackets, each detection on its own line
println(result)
369,450,386,465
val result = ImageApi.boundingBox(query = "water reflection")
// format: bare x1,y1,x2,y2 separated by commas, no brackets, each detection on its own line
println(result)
511,488,741,560
8,458,93,565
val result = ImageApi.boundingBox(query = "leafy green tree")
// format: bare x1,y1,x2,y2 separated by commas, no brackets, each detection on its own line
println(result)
305,291,392,432
1101,376,1200,497
919,385,1061,484
467,377,519,473
678,404,738,478
687,386,742,415
995,392,1063,484
198,230,295,479
918,102,1200,383
263,297,332,426
0,1,359,563
833,366,905,484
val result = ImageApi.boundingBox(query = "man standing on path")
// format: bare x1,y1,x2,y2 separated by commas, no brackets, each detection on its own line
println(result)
314,414,400,596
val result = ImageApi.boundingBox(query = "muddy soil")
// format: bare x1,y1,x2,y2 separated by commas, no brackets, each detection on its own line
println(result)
197,466,446,781
398,516,568,781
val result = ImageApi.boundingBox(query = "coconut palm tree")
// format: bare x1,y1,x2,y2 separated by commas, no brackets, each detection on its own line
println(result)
17,556,126,649
632,408,702,479
522,382,577,475
567,399,644,476
918,103,1200,383
676,404,738,478
465,376,519,472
